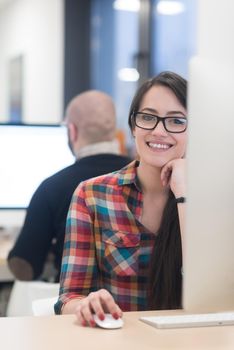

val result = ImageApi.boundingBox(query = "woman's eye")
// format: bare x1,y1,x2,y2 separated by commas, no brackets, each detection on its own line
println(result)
170,117,186,125
142,114,155,122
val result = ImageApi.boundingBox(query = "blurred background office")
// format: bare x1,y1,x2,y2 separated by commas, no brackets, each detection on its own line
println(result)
0,0,197,316
0,0,197,149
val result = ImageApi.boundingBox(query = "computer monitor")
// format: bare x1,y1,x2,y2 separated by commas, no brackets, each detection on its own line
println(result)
0,123,74,229
183,57,234,312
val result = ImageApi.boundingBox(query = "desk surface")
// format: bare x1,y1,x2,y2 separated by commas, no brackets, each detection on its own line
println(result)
1,311,234,350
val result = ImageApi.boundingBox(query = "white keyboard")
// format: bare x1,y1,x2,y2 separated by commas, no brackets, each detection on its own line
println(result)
140,312,234,329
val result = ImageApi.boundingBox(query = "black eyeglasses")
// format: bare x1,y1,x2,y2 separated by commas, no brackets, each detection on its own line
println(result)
132,112,187,133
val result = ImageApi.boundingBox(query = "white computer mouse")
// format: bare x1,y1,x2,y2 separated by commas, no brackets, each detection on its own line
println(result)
93,313,124,329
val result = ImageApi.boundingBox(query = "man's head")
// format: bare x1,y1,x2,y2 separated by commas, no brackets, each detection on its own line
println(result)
65,90,116,157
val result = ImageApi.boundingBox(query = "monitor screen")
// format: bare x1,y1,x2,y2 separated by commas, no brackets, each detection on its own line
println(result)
0,124,74,209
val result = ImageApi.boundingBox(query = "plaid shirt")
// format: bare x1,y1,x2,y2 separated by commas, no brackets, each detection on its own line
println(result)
55,161,156,314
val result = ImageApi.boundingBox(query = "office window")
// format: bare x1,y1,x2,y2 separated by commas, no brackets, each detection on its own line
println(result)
151,0,197,78
90,0,140,147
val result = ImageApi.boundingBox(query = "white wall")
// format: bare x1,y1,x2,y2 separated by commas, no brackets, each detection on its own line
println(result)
0,0,64,123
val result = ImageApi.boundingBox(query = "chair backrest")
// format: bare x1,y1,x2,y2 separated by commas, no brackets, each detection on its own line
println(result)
6,280,59,317
32,296,58,316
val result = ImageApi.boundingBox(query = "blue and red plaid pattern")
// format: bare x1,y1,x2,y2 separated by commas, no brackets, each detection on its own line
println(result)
55,161,156,314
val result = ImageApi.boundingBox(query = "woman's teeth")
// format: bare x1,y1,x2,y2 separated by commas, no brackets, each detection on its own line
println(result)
148,142,170,149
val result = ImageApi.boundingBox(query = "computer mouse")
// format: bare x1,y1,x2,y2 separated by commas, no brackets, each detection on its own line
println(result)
93,313,124,329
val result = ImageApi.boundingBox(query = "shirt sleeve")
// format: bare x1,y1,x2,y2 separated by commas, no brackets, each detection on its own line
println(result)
7,182,54,279
54,182,98,314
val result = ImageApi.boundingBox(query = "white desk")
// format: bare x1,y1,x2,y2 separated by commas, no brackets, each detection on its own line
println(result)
1,311,234,350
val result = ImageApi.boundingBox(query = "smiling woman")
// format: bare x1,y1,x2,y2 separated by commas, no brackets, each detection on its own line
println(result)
131,83,187,171
54,71,188,327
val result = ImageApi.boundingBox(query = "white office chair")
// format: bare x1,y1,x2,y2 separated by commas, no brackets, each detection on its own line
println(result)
6,280,59,317
32,296,58,316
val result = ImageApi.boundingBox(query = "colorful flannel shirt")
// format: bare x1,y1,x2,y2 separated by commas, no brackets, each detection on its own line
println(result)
54,161,156,314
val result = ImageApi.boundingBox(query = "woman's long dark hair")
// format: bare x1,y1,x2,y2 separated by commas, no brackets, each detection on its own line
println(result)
148,191,182,309
128,71,187,310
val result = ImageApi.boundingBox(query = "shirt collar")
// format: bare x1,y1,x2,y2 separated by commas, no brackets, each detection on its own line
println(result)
117,160,142,191
77,140,120,160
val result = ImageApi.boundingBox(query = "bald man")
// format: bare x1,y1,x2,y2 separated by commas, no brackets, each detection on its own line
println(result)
8,91,131,281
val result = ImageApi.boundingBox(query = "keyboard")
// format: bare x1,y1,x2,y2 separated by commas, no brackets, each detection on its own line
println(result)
140,311,234,329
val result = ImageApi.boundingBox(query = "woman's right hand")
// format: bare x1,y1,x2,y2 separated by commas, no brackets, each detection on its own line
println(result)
75,289,122,327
